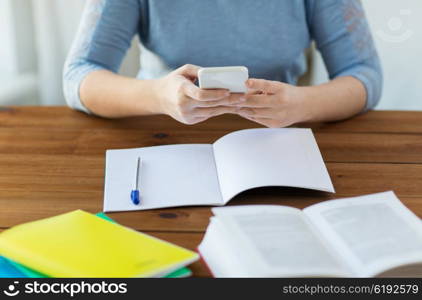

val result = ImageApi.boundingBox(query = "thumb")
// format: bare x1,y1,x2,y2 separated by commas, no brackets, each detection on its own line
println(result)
175,64,201,81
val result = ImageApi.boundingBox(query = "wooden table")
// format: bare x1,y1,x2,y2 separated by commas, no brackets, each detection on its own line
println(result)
1,106,422,277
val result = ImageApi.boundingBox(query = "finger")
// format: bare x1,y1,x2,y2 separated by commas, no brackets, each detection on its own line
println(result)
176,64,201,81
246,79,281,94
183,82,230,101
236,94,273,108
190,116,212,124
193,106,238,117
244,116,283,128
237,107,273,118
246,90,265,95
180,116,213,125
194,94,246,107
240,114,272,127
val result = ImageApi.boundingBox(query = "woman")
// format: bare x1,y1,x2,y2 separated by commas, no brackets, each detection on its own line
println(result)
63,0,382,128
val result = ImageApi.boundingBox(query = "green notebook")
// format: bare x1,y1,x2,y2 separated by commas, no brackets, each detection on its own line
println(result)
2,213,191,278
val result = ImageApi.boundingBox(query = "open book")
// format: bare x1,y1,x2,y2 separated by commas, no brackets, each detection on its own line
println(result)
104,128,334,212
198,191,422,277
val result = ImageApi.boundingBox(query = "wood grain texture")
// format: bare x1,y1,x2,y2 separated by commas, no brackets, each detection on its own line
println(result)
2,128,422,163
0,106,422,278
0,190,421,233
1,155,422,196
2,106,422,133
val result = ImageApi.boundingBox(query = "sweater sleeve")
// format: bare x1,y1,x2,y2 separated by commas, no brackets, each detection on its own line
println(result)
307,0,383,110
63,0,141,113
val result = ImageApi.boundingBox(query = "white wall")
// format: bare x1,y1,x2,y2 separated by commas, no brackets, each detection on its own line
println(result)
0,0,38,105
0,0,36,75
0,0,140,106
311,0,422,110
364,0,422,110
32,0,140,106
0,1,15,75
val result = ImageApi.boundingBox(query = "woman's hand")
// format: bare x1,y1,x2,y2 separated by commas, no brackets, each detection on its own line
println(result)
235,79,311,128
155,64,245,125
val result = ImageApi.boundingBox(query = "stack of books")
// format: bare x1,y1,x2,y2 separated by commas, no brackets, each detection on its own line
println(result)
0,211,198,278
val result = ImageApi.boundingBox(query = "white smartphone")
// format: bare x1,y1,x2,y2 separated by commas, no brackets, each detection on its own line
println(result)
198,66,249,93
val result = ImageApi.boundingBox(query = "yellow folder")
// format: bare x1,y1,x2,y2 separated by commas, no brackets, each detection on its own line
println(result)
0,210,198,277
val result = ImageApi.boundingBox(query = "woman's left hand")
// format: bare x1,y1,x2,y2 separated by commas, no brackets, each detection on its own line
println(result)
235,79,311,128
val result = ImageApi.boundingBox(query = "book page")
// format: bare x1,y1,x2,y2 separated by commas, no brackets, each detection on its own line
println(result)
212,128,334,203
104,144,223,211
198,217,252,277
212,206,350,277
304,192,422,277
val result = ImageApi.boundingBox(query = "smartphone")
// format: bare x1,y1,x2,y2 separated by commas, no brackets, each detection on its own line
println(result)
198,66,249,93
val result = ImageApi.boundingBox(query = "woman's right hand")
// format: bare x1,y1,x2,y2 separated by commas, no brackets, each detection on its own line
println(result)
154,64,245,124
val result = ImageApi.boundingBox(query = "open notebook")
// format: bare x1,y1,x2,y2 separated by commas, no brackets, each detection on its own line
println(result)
198,191,422,277
104,128,334,212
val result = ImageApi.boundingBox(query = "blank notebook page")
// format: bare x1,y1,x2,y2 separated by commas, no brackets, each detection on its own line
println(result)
104,144,222,211
212,128,334,202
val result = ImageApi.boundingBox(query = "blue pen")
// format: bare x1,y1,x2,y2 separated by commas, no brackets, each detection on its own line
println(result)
130,157,142,205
